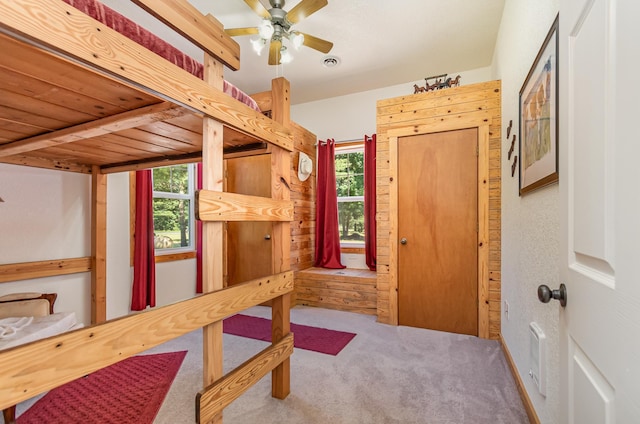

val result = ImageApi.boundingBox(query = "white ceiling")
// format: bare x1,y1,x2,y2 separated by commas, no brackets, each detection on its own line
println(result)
101,0,505,104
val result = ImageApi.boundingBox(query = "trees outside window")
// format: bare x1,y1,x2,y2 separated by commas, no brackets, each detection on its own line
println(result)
335,146,365,246
152,164,195,251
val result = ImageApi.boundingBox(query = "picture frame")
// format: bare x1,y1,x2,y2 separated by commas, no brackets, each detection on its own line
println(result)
519,14,559,195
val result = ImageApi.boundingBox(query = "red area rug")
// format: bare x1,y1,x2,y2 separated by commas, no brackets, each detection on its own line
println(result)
17,351,186,424
223,314,356,355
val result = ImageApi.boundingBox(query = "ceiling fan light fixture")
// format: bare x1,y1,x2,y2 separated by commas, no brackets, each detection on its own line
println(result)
258,19,274,40
250,37,266,55
290,31,304,50
227,0,332,66
280,45,293,64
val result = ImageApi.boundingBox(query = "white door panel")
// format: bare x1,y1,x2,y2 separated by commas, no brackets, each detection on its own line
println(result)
560,0,640,422
569,0,614,275
570,339,615,424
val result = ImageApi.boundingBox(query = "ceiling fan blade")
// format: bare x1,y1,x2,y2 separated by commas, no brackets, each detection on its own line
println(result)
286,0,328,24
268,39,282,65
242,0,271,19
299,32,333,54
225,27,259,37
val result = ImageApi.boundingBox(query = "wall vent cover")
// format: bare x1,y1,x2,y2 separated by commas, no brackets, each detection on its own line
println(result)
529,321,547,396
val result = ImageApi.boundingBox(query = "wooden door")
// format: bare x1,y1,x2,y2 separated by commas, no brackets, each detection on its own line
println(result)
559,1,640,422
226,154,273,285
397,129,478,335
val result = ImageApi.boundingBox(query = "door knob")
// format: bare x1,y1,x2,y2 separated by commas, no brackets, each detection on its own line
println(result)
400,238,407,245
537,283,567,307
264,234,271,240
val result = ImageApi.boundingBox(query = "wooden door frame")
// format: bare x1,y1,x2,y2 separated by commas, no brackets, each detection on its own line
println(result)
388,120,490,338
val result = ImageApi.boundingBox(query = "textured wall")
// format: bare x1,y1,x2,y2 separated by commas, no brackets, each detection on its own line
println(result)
291,67,493,142
0,164,93,324
289,121,317,274
491,0,560,422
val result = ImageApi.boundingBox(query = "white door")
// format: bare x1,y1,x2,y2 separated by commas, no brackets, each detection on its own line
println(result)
559,0,640,423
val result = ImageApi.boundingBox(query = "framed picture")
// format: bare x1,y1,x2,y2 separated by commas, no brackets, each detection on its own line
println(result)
519,14,559,195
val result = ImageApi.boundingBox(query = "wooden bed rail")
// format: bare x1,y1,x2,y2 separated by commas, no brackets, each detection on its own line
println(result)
251,90,274,115
0,270,293,410
196,190,294,222
196,333,294,423
0,0,294,155
131,0,240,71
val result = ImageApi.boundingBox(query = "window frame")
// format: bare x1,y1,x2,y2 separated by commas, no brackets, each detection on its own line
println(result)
335,143,366,249
151,163,196,255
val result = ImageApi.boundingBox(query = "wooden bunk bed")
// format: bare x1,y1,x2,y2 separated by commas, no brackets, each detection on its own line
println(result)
0,0,295,422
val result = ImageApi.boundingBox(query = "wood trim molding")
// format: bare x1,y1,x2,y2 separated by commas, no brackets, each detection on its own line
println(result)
0,257,92,284
388,136,399,326
155,251,197,263
477,125,490,338
500,335,541,424
341,247,365,254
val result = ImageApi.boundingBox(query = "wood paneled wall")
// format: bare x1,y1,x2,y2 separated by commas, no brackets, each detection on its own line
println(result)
375,80,502,340
289,122,316,305
295,267,377,315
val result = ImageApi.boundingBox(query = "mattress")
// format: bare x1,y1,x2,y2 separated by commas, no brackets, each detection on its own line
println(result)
0,312,82,350
62,0,260,112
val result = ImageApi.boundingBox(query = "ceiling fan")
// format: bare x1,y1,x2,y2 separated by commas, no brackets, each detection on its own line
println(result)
226,0,334,65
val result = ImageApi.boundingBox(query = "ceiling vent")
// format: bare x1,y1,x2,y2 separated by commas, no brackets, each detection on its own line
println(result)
322,56,340,68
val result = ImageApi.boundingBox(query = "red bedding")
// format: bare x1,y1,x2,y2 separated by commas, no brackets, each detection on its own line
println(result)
62,0,260,111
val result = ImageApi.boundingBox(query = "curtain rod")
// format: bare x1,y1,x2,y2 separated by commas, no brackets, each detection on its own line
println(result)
315,136,372,146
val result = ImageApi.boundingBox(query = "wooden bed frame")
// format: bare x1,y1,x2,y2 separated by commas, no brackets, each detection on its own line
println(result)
0,0,296,422
0,293,58,423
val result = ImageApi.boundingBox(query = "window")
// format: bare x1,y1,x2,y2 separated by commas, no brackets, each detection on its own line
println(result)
335,145,365,246
152,164,195,252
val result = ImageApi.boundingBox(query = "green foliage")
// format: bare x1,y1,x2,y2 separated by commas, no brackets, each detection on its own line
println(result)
152,165,192,248
335,151,364,197
338,201,364,241
153,207,178,231
152,165,189,194
335,150,365,241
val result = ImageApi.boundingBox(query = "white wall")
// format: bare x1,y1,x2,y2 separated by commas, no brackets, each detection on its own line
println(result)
491,1,560,423
0,164,92,324
0,166,196,324
292,67,492,142
105,173,197,318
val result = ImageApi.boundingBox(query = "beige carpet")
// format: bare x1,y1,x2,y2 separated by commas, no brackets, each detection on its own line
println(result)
13,305,529,424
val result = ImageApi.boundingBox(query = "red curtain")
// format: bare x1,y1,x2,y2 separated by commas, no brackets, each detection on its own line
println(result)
195,162,203,293
364,134,377,271
315,139,345,269
131,169,156,311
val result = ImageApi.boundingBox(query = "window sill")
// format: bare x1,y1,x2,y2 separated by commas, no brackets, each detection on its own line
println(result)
155,250,196,263
340,246,365,254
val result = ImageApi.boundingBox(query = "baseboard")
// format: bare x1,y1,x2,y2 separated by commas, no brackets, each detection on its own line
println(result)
499,334,541,424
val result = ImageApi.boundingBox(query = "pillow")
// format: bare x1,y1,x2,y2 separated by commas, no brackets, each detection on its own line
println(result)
0,299,50,319
0,292,43,302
